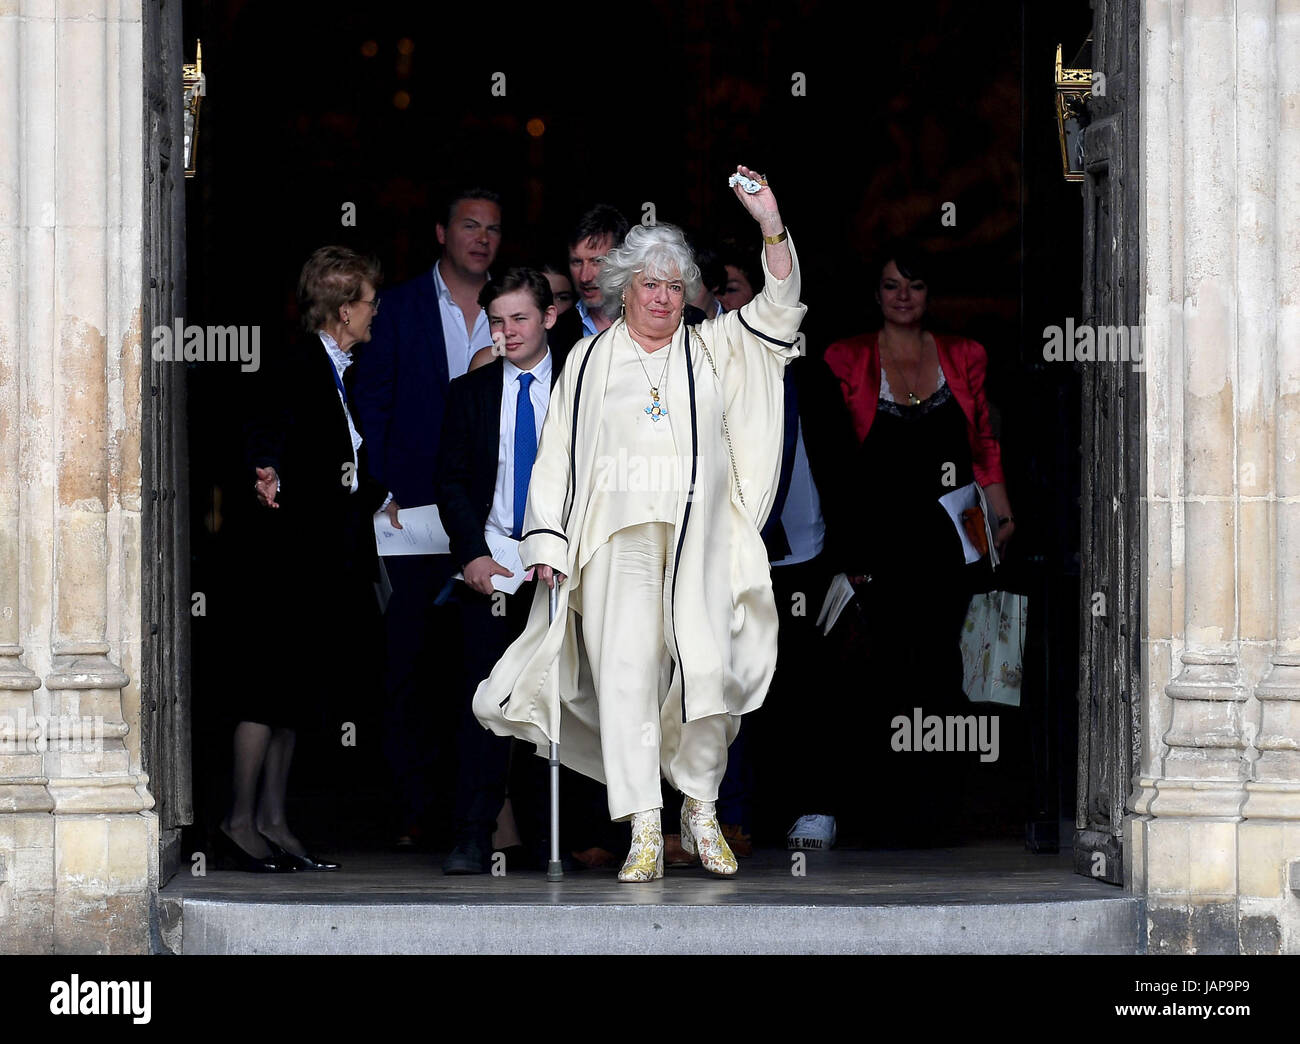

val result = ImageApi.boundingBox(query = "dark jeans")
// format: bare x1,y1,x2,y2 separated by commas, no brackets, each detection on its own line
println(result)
382,554,461,834
452,581,533,844
715,722,752,830
454,580,612,853
746,553,840,834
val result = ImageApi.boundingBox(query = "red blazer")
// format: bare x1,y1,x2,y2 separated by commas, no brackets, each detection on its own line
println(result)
823,331,1005,487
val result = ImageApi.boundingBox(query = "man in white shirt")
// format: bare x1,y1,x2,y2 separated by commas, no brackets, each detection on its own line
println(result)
347,187,503,849
749,357,858,853
433,194,502,380
548,204,629,356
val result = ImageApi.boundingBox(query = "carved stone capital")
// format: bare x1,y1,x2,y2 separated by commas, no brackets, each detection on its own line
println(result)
44,644,130,692
1253,663,1300,781
1163,659,1250,779
47,774,153,815
0,646,41,692
1241,782,1300,820
0,647,52,813
1146,779,1247,819
40,646,150,814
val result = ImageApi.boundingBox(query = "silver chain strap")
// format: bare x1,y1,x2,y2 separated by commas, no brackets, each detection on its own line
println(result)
691,328,746,511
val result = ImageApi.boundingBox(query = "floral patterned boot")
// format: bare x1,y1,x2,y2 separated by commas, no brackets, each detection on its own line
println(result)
618,809,664,882
680,796,738,876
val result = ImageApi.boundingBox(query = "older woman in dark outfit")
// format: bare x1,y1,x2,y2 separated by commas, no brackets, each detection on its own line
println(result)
823,245,1014,841
217,246,401,872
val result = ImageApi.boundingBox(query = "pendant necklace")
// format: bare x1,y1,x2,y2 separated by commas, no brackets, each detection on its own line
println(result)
884,340,924,406
632,330,672,422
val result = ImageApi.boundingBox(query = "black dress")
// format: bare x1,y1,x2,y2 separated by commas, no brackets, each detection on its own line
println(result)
847,376,979,841
856,377,974,662
233,334,389,730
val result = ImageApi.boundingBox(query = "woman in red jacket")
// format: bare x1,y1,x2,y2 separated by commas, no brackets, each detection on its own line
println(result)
824,248,1014,548
823,244,1014,839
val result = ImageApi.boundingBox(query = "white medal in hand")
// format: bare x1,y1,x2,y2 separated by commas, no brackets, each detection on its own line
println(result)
728,172,765,194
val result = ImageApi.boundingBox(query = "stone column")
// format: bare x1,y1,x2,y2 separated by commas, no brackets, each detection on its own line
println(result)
0,0,155,954
1240,0,1300,956
1132,0,1300,954
0,0,56,956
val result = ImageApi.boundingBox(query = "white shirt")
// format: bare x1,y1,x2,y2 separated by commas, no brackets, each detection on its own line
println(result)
311,331,392,508
576,298,600,338
486,349,553,540
319,331,362,493
433,260,495,380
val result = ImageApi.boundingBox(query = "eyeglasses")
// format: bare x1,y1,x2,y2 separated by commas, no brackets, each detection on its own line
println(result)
356,296,380,313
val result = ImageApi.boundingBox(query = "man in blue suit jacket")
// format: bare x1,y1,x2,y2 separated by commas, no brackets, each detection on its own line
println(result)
348,187,503,847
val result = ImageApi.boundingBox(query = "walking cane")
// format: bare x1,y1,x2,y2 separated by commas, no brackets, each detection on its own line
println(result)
547,577,564,882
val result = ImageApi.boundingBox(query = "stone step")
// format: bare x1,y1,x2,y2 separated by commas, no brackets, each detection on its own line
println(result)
161,845,1142,955
169,893,1141,955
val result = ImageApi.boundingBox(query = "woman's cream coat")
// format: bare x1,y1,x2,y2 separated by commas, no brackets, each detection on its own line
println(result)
471,237,807,784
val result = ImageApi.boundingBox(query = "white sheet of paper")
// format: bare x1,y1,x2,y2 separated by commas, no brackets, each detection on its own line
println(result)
815,573,856,635
484,532,527,594
938,482,983,565
373,504,451,557
452,531,531,595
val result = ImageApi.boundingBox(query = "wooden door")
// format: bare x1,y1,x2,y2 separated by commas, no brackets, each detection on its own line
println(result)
141,0,193,884
1074,0,1142,886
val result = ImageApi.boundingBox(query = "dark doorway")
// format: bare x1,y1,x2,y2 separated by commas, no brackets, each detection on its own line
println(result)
174,0,1100,870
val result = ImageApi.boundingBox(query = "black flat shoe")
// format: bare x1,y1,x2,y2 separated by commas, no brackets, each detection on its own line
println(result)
442,837,492,875
214,826,294,873
263,839,340,872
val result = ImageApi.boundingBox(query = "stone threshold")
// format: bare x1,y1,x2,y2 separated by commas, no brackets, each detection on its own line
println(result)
160,844,1142,955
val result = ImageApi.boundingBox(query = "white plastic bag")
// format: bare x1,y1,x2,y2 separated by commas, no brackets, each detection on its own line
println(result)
960,590,1027,706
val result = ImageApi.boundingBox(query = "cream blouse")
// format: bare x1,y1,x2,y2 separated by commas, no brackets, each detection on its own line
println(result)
578,322,687,558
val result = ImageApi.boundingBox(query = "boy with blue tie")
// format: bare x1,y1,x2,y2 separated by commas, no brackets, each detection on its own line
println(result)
434,268,557,873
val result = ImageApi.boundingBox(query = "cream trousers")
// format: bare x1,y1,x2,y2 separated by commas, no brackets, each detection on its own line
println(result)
575,521,730,821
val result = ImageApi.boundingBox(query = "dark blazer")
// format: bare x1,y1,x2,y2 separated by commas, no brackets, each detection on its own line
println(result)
244,332,389,581
238,332,388,725
762,354,858,572
548,306,586,361
347,267,450,508
434,359,506,569
801,354,859,559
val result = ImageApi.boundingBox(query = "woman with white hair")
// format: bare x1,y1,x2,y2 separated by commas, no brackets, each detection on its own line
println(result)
473,166,805,881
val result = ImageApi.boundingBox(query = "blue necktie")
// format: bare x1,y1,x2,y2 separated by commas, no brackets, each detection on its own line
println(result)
513,372,537,538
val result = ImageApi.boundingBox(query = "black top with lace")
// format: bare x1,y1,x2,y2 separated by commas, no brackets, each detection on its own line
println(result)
851,371,973,586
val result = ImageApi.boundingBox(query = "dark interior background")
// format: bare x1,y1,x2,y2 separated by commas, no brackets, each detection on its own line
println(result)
184,0,1093,854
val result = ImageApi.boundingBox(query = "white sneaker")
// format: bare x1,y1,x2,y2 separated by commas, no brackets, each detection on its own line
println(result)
787,814,837,850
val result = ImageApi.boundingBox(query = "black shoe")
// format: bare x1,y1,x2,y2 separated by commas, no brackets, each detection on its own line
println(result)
264,839,340,872
442,837,492,875
214,826,294,873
